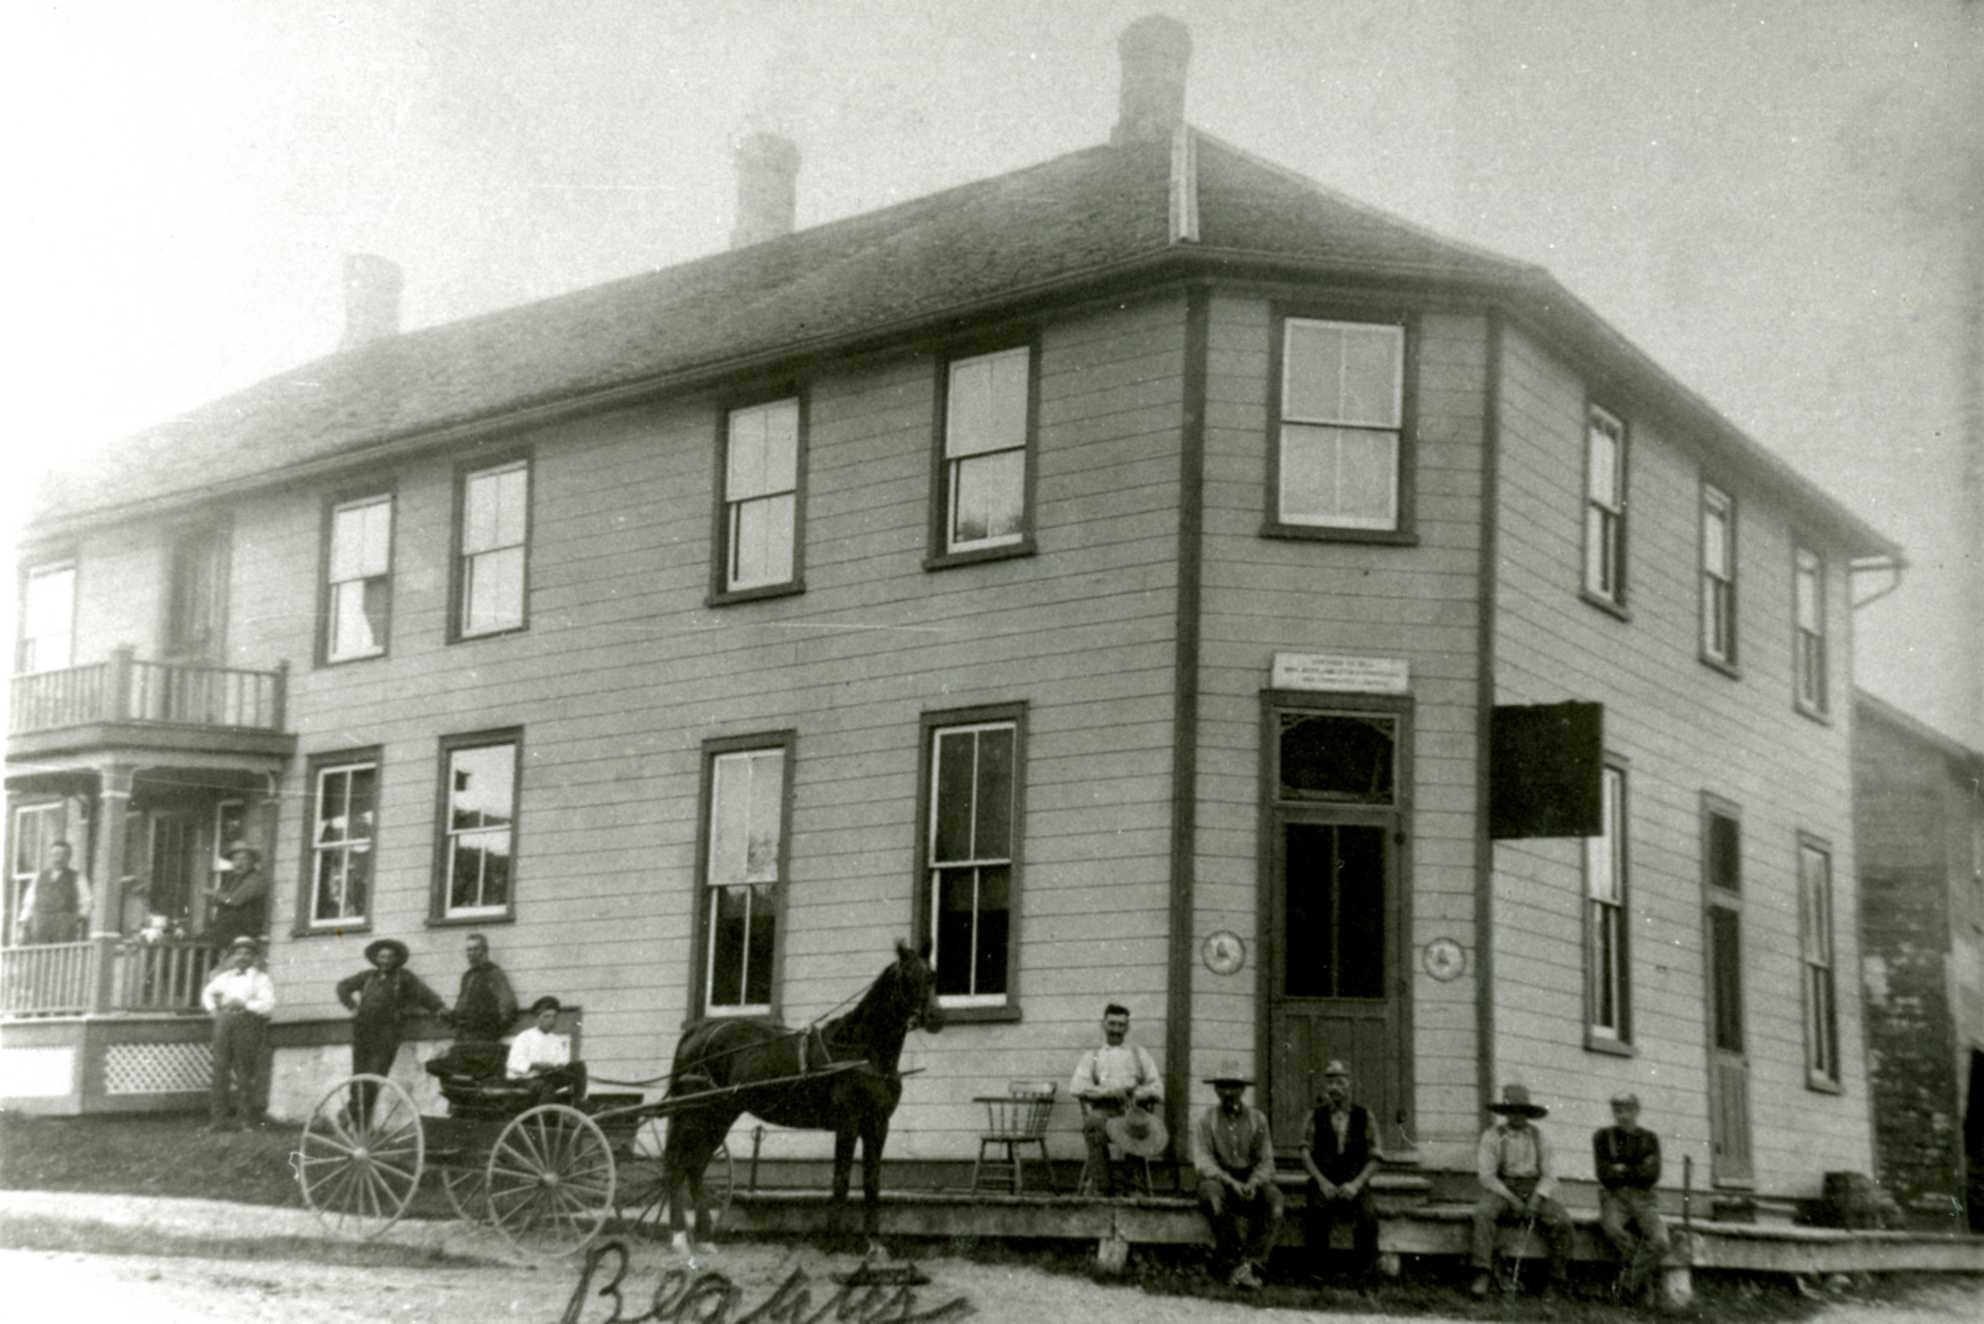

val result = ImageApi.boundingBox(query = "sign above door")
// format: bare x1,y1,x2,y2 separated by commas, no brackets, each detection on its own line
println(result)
1270,653,1410,694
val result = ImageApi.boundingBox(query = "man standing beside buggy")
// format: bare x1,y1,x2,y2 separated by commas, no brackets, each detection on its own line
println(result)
335,937,445,1119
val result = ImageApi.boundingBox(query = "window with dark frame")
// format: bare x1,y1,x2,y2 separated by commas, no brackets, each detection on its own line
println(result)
17,560,76,673
940,347,1030,554
1584,763,1630,1043
1584,405,1627,605
925,717,1017,1006
1276,316,1407,532
721,397,801,593
1701,484,1736,666
308,756,378,927
1799,839,1840,1085
438,735,518,919
1705,805,1744,1053
459,459,529,637
1794,546,1827,714
699,742,788,1016
326,495,392,662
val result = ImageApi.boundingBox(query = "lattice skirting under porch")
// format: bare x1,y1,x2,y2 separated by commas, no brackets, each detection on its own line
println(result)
103,1040,211,1094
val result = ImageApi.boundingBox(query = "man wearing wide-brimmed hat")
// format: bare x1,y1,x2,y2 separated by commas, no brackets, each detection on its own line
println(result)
1192,1059,1283,1290
200,934,274,1130
1069,1002,1165,1196
1300,1058,1381,1280
205,840,269,948
335,937,446,1119
1469,1083,1574,1297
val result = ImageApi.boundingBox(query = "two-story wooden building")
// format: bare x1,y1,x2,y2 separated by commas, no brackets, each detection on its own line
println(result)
5,16,1897,1213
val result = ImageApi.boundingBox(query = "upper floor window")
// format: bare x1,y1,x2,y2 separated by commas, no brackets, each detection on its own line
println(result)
1798,838,1839,1087
936,346,1032,560
1583,405,1628,608
920,709,1022,1009
17,561,76,673
325,494,392,663
697,737,792,1016
1584,762,1630,1046
1793,546,1827,716
436,733,520,920
1700,485,1736,668
306,753,378,929
165,523,228,660
1274,316,1408,535
718,397,802,597
456,458,530,638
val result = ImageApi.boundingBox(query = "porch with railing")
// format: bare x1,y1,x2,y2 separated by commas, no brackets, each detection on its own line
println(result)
0,938,221,1017
9,648,287,737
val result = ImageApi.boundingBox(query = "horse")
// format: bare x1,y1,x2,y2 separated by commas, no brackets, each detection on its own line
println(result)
659,940,943,1256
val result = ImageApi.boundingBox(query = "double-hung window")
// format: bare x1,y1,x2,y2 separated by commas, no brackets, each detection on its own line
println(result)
8,803,66,945
306,752,378,928
920,708,1022,1009
17,561,76,673
1273,316,1409,535
718,397,802,596
1799,838,1840,1087
1584,762,1630,1046
1583,405,1628,607
436,733,520,920
697,736,792,1016
1701,484,1737,668
1793,546,1827,715
325,494,392,662
936,346,1032,559
456,458,529,638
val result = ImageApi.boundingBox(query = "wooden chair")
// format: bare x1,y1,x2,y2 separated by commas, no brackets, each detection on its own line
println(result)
970,1080,1058,1194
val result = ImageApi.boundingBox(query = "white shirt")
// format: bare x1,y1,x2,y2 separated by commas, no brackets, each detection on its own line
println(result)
1070,1041,1161,1101
202,965,276,1016
506,1026,571,1078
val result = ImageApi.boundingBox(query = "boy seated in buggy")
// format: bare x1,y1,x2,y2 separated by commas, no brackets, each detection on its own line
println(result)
427,994,586,1112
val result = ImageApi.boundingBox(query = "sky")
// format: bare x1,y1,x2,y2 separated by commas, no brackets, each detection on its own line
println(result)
5,0,1980,741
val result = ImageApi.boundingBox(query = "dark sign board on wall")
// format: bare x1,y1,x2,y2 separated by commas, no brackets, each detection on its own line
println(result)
1489,701,1604,839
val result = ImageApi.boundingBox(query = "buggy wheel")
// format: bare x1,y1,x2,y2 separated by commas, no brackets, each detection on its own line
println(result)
294,1073,424,1239
438,1159,488,1223
486,1104,617,1259
613,1117,735,1240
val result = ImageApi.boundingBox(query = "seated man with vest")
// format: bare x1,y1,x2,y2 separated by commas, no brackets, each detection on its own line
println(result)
1300,1058,1382,1280
507,995,588,1104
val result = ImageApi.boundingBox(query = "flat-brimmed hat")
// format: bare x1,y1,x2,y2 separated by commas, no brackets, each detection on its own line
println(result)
1488,1083,1548,1118
1323,1059,1351,1078
1610,1090,1641,1107
1203,1058,1254,1087
1103,1102,1171,1159
364,937,409,965
529,995,562,1015
226,934,259,953
224,840,261,861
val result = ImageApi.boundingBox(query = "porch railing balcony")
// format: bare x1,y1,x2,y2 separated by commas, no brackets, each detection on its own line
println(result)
9,648,287,737
0,937,222,1018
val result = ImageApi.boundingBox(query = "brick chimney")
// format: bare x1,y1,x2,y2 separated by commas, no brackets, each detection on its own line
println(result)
1113,14,1192,145
340,253,402,349
731,132,800,250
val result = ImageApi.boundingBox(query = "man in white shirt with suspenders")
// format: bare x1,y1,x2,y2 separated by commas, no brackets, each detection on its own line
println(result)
1069,1002,1163,1196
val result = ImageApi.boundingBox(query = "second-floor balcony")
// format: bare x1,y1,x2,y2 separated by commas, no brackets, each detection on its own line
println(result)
8,648,291,760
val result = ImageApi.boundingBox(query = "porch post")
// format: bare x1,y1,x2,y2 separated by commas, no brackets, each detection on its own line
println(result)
88,761,135,1013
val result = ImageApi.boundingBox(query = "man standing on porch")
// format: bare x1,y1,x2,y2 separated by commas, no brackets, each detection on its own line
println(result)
1594,1090,1669,1302
201,934,274,1130
1069,1001,1163,1196
1470,1083,1575,1298
1300,1058,1381,1280
17,840,91,944
1193,1059,1283,1291
205,841,268,948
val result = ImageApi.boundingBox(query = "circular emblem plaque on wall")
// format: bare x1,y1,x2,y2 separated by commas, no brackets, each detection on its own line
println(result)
1201,929,1246,976
1421,936,1467,982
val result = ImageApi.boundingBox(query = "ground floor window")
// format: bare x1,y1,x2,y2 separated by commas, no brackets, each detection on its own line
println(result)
918,705,1023,1009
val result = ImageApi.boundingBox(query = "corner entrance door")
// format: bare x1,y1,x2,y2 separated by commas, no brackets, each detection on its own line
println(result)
1702,800,1754,1187
1263,700,1409,1151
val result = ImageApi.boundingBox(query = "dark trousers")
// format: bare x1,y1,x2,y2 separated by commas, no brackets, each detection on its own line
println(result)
350,1024,400,1123
1081,1101,1125,1193
1599,1187,1669,1294
1305,1180,1379,1274
1198,1170,1285,1269
207,902,265,948
520,1061,588,1104
1471,1177,1574,1281
209,1009,268,1124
